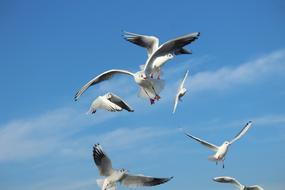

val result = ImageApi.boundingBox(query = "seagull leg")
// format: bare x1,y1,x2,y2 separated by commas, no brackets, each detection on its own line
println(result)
151,86,161,101
157,69,161,80
150,98,155,104
155,94,161,100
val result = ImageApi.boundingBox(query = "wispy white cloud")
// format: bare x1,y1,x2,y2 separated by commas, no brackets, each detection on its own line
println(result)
188,49,285,92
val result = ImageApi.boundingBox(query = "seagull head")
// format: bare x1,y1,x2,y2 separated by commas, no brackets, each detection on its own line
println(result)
119,168,129,174
223,141,230,146
136,71,147,80
181,88,187,95
105,92,112,99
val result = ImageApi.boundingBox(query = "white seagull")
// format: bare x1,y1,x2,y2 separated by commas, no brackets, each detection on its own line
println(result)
184,121,253,168
213,176,264,190
93,144,173,190
74,69,164,104
87,92,134,114
123,31,200,79
173,70,189,114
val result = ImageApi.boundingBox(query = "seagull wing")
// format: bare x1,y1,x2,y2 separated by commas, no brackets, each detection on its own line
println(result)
143,32,200,75
93,144,113,177
246,185,264,190
108,93,134,112
230,121,253,144
74,69,134,101
120,174,173,188
180,69,189,89
213,176,243,189
89,96,121,113
173,93,179,114
123,31,159,57
184,132,218,151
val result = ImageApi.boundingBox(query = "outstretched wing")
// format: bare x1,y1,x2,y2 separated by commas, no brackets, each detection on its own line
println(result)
184,132,218,151
123,31,159,57
108,93,134,112
74,69,134,101
143,32,200,75
173,93,179,114
88,96,122,114
213,176,243,188
120,174,173,188
180,70,189,89
247,185,264,190
93,144,113,177
230,121,252,144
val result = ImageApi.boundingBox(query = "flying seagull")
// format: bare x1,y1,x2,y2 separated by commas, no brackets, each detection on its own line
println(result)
87,92,134,114
184,121,253,168
173,70,189,114
213,176,264,190
93,144,173,190
74,69,164,105
123,31,200,79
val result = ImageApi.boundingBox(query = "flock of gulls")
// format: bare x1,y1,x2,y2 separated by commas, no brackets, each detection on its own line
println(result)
74,31,264,190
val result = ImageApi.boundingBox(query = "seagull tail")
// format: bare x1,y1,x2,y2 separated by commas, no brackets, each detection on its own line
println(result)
151,79,165,94
208,155,217,162
96,178,105,188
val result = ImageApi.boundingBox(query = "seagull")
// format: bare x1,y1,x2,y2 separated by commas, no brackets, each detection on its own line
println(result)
74,69,165,104
213,176,264,190
93,144,173,190
184,121,253,168
173,70,189,114
123,31,200,79
87,92,134,114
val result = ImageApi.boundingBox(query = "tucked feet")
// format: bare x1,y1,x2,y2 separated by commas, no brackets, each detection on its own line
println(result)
150,98,155,105
155,95,161,100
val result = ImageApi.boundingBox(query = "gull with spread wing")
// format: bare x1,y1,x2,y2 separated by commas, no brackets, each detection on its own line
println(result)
184,121,253,168
74,69,164,104
213,176,264,190
173,70,189,114
123,31,200,79
87,92,134,114
93,144,173,190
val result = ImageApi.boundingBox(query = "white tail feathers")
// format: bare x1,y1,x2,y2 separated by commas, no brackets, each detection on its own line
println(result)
208,155,217,162
151,79,165,94
96,179,105,188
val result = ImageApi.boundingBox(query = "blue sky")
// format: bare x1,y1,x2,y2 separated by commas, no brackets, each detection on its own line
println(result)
0,0,285,190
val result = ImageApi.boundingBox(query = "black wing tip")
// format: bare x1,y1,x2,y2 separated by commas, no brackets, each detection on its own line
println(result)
93,143,101,150
169,176,174,180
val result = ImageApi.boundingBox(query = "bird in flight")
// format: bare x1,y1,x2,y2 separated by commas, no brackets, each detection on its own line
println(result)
74,69,164,105
87,92,134,114
123,31,200,79
93,144,173,190
213,176,264,190
173,69,189,114
183,121,253,168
